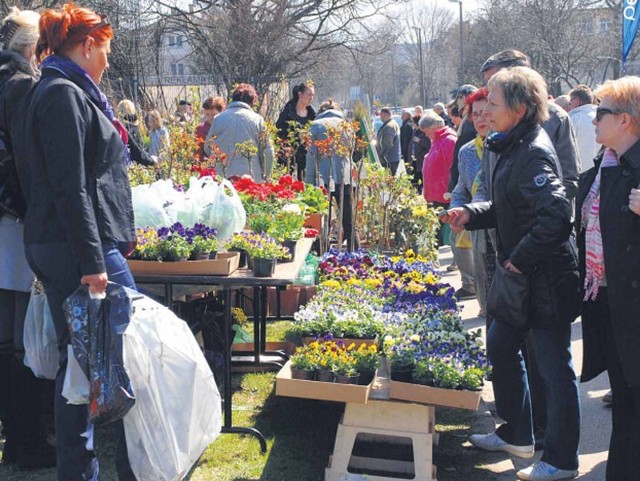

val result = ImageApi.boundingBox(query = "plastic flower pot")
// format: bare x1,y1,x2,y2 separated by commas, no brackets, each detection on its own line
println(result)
290,367,316,380
230,249,248,268
252,258,276,277
357,369,377,386
280,240,297,263
190,251,210,261
316,369,335,383
390,366,413,383
334,373,360,385
164,254,189,262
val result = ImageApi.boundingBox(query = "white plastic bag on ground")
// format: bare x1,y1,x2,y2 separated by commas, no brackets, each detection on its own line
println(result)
123,295,221,481
23,281,59,379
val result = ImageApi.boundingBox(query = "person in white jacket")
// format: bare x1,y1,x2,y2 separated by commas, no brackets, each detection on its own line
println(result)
569,85,601,171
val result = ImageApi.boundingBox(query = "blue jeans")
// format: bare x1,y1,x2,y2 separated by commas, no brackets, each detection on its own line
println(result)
25,241,137,481
488,321,580,470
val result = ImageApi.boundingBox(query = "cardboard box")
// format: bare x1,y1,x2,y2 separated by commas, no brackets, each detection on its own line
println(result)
276,360,374,404
232,341,295,355
389,379,482,411
303,213,323,230
128,252,240,276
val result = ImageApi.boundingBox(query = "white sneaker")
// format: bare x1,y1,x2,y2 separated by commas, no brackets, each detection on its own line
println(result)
517,461,578,481
468,431,534,459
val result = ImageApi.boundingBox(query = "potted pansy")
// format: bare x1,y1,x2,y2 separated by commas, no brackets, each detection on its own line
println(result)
383,334,420,382
330,349,360,385
244,233,291,277
132,227,160,260
353,343,379,385
224,232,254,268
156,233,192,262
191,235,218,260
188,223,218,260
290,345,317,380
268,203,306,262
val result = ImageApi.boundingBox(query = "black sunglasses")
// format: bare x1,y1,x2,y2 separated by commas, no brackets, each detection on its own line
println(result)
86,15,110,38
595,107,621,122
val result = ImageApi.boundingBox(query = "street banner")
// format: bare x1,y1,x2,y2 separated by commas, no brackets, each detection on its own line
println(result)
623,0,640,65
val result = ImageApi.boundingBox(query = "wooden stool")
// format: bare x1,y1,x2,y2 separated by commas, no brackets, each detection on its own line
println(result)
325,400,437,481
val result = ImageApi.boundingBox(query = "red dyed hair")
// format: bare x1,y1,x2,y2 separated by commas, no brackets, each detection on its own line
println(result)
464,87,488,116
36,3,113,62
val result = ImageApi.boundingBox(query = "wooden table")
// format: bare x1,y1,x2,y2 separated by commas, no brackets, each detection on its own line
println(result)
132,238,314,453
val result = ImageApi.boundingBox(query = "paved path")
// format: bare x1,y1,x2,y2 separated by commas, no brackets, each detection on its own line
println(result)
439,246,611,480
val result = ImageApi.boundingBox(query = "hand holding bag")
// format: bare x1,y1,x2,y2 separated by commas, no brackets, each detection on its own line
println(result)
487,264,530,328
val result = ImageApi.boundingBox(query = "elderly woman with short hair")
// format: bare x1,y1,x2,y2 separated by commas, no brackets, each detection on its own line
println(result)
577,76,640,481
443,67,581,481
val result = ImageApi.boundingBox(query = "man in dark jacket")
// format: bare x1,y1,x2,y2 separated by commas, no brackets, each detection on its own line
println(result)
400,109,413,164
410,114,430,193
376,107,401,174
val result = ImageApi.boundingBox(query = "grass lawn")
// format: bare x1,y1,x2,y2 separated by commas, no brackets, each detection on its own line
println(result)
1,321,497,481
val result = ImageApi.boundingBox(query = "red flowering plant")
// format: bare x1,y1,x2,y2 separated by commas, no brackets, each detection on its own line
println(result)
232,174,328,223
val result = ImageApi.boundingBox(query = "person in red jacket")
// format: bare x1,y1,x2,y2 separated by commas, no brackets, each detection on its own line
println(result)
419,109,457,245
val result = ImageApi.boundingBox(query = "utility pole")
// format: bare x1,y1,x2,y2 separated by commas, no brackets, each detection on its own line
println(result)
413,27,426,106
391,50,399,109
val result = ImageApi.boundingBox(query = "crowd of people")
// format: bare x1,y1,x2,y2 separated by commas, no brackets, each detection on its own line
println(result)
0,3,638,481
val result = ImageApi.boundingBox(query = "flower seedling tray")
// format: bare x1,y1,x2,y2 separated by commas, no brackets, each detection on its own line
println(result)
127,252,240,276
389,377,482,411
276,360,374,404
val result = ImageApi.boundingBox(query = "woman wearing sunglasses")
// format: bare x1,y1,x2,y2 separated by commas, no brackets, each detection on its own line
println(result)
577,76,640,481
441,66,581,481
13,4,137,480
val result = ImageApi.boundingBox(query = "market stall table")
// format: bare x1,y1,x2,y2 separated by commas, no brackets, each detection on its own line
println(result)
131,238,314,453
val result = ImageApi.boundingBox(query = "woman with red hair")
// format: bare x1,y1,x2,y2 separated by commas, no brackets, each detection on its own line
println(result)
13,4,137,479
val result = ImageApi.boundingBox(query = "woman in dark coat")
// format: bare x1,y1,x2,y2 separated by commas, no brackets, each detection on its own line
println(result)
442,67,581,481
13,4,137,479
276,81,316,179
0,7,56,469
577,76,640,481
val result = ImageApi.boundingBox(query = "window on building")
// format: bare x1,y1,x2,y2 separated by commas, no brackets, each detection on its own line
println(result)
168,35,175,46
171,63,185,76
177,35,184,46
582,20,593,35
600,18,611,33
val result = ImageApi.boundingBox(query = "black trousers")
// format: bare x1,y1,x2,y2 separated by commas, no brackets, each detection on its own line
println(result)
590,289,640,481
330,184,359,251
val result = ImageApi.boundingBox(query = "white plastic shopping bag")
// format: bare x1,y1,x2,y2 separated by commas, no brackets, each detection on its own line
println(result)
23,280,59,379
62,345,90,405
123,295,222,481
201,178,246,240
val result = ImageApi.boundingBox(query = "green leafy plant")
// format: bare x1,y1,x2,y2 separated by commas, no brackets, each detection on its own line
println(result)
192,235,218,255
157,234,192,261
245,233,291,261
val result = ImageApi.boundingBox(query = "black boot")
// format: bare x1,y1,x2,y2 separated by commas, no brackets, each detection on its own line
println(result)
11,356,57,470
0,350,17,465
